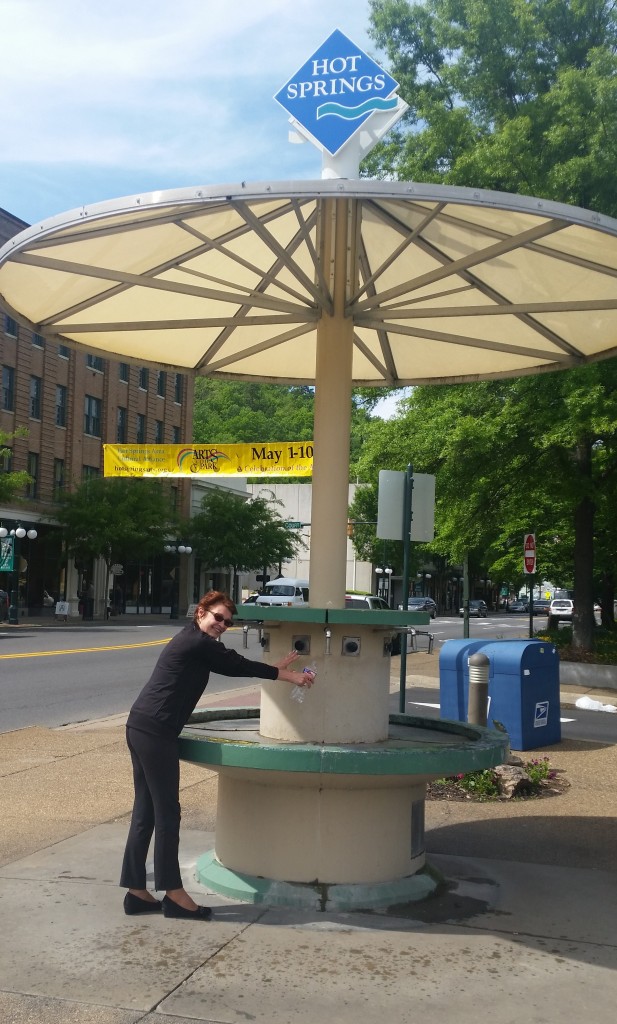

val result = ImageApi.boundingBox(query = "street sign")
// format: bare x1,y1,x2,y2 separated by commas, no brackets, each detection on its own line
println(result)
284,521,304,529
111,563,124,575
274,29,402,156
523,533,536,575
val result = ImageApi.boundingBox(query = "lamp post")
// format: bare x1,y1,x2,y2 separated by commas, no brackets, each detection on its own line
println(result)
0,525,37,624
164,542,192,619
451,575,464,613
416,571,432,596
375,565,394,607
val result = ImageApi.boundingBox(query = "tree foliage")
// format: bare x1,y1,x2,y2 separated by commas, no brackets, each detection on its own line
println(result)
367,0,617,215
55,478,178,574
0,428,31,503
352,363,617,646
358,0,617,648
188,489,305,584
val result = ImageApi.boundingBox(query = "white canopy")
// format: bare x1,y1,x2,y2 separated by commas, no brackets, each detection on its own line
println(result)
2,179,617,385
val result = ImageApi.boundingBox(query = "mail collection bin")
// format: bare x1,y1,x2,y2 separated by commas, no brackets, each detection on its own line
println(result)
439,639,561,750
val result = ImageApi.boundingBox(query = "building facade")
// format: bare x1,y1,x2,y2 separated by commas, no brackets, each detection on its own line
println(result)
0,207,194,619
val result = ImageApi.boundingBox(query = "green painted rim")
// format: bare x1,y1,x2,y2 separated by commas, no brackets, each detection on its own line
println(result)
179,710,509,777
196,850,441,910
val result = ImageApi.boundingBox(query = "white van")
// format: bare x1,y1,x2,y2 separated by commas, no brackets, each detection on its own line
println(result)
255,578,309,608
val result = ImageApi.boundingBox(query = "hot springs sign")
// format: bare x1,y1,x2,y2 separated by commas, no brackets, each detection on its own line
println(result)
274,28,407,161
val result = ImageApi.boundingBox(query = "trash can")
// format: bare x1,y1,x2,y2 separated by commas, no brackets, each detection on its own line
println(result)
440,639,561,750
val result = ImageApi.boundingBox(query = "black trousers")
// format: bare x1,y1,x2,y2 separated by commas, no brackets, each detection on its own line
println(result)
119,725,183,892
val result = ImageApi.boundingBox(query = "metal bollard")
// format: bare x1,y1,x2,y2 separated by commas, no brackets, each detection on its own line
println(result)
467,652,489,726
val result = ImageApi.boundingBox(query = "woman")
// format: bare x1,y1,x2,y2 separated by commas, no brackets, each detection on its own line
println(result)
120,590,314,920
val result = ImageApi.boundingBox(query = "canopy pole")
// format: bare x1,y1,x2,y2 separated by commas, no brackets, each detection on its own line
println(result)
309,198,355,608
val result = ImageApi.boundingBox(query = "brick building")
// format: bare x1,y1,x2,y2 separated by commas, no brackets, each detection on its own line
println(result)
0,206,194,618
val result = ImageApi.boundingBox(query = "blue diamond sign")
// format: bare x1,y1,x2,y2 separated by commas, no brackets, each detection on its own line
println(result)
274,29,403,157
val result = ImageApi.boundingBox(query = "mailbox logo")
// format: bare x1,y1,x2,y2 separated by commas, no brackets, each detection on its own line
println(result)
534,701,549,728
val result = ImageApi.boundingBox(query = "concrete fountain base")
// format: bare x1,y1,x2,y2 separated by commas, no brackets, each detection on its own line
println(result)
179,709,509,911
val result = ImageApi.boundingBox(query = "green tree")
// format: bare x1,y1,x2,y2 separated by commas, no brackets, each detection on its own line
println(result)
188,489,305,602
0,428,31,502
353,363,617,648
55,478,178,605
360,0,617,648
367,0,617,215
192,381,314,444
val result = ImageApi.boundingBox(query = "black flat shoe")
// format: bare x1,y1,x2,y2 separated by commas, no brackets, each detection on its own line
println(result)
123,891,162,915
162,896,212,920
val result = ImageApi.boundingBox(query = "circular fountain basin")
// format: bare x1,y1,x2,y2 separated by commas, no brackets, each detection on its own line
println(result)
179,709,508,911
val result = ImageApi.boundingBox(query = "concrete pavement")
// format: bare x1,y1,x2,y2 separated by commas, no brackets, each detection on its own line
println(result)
1,628,616,1022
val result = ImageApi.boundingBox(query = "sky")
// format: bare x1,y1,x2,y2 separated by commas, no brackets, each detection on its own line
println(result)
0,0,378,227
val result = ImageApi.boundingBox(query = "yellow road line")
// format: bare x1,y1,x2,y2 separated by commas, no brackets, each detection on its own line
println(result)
0,638,171,660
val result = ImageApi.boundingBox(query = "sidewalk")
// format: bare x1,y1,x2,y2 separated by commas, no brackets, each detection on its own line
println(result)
1,650,616,1021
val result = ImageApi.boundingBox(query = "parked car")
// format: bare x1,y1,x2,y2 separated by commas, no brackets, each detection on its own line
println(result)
242,593,259,604
460,599,488,618
509,599,529,613
0,588,8,620
548,598,573,624
344,594,390,611
407,596,437,619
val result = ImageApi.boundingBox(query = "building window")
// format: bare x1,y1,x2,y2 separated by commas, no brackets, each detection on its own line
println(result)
174,373,183,404
155,419,164,443
30,376,42,419
32,332,45,348
2,366,15,411
86,353,104,372
139,367,149,391
58,344,70,359
4,315,18,338
82,465,100,481
0,448,12,473
136,413,146,442
119,362,130,383
172,425,181,444
53,458,65,499
55,385,67,427
26,452,39,498
157,370,166,397
84,394,102,436
117,406,127,443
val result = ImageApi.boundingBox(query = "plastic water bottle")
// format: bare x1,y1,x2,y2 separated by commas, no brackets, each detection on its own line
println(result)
290,662,316,704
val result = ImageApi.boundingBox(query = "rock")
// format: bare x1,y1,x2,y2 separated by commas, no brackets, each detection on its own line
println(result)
506,754,524,767
493,764,534,799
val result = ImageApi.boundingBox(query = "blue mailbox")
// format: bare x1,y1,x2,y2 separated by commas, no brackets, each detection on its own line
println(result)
439,638,561,750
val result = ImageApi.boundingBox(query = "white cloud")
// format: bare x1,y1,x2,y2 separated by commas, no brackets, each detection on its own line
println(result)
0,0,378,222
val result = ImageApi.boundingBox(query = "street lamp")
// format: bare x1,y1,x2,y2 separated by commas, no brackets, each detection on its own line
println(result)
416,571,432,596
375,565,394,606
164,542,193,619
2,525,38,624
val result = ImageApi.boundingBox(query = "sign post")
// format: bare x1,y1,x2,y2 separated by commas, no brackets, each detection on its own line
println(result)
523,533,536,638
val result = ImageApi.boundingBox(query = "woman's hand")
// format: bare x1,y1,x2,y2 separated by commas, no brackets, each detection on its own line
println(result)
273,651,316,688
274,650,300,671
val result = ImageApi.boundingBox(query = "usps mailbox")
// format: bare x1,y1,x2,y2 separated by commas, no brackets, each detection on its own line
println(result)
440,639,561,750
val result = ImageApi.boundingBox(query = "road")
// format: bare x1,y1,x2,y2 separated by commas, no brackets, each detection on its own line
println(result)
1,614,615,743
0,621,266,733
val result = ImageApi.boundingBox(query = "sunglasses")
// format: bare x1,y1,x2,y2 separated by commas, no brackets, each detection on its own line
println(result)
211,611,233,627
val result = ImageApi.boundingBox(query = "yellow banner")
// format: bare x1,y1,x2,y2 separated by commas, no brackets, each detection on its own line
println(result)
103,443,314,478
